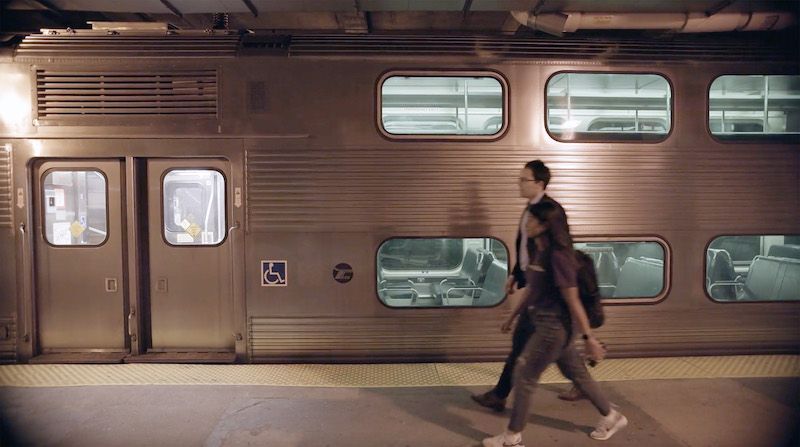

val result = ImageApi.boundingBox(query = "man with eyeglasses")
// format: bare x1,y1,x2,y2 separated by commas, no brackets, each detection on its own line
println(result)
471,159,585,412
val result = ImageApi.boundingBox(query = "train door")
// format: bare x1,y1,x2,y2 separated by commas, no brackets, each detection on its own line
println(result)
32,160,127,362
144,159,234,358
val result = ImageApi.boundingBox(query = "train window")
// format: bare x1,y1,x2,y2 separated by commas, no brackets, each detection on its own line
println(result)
546,73,672,142
377,238,508,307
43,170,108,246
379,74,506,138
574,241,666,300
163,169,226,245
709,75,800,141
706,235,800,302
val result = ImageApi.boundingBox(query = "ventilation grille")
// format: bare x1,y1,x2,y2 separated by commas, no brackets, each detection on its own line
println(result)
17,35,240,59
288,34,797,63
0,147,11,228
35,70,218,119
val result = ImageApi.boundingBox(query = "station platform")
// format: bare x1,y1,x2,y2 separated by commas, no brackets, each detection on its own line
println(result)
0,355,798,446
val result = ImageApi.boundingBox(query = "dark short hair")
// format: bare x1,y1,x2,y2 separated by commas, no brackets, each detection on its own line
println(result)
524,160,551,188
527,200,573,252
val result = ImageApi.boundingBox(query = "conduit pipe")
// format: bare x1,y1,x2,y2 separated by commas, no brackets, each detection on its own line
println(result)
510,11,796,36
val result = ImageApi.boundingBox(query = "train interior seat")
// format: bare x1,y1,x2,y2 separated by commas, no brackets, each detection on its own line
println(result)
434,248,494,305
614,257,664,298
739,256,800,301
625,243,664,261
471,260,508,305
706,248,737,300
767,244,800,259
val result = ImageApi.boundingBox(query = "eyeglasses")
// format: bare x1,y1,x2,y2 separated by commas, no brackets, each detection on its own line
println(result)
519,178,539,183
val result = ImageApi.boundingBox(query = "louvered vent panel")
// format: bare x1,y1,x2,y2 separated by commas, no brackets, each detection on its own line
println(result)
0,147,11,228
36,70,218,118
17,35,240,58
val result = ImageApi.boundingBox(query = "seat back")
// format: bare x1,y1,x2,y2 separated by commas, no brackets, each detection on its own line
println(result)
475,260,508,305
744,256,800,300
614,257,664,298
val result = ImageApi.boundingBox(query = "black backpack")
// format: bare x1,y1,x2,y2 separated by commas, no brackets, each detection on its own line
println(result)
575,250,605,328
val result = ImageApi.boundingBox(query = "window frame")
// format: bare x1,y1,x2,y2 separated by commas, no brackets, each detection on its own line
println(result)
160,167,228,248
40,167,110,248
376,70,509,141
545,71,674,143
573,236,671,304
707,73,800,144
704,233,800,304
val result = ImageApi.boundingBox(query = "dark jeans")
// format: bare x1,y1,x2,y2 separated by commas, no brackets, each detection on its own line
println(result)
508,312,611,433
492,311,535,399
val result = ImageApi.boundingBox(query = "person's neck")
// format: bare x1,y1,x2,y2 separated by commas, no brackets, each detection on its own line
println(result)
529,191,545,204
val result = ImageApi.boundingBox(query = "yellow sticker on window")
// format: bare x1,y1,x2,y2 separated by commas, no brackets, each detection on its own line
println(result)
186,223,202,238
69,221,85,238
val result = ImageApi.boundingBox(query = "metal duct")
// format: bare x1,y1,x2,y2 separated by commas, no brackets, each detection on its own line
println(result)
511,11,797,35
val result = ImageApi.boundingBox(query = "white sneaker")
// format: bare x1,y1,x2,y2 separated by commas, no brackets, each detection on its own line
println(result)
482,431,524,447
590,408,628,441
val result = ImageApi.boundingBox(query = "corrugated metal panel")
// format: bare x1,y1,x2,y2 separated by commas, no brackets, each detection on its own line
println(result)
249,307,800,361
0,147,11,228
16,35,240,59
286,34,797,63
245,145,799,234
249,315,512,361
35,70,218,119
0,316,17,364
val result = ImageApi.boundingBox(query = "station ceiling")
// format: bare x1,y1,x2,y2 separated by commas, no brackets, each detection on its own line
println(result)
2,0,799,36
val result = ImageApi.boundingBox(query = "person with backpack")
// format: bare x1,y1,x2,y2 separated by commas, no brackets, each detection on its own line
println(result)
482,200,628,447
472,160,585,412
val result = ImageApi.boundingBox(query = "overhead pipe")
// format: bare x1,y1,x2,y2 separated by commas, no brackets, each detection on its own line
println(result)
511,11,796,36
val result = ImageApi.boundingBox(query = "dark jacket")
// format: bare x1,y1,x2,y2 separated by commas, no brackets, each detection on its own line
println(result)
511,194,568,289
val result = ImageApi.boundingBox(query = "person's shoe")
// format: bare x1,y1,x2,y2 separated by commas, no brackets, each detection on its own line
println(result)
482,431,524,447
471,391,506,412
590,408,628,441
557,385,587,401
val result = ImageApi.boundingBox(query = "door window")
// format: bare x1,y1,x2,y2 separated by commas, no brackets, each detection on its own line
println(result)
43,170,108,246
163,169,226,245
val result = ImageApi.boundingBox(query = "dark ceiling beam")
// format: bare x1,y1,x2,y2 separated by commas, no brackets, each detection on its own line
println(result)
240,0,259,17
29,0,63,17
705,0,736,17
159,0,183,18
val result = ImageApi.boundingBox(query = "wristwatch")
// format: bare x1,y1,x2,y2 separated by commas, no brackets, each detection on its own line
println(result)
581,334,592,341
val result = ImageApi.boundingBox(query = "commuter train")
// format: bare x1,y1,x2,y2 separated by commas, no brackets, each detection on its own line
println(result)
0,29,797,364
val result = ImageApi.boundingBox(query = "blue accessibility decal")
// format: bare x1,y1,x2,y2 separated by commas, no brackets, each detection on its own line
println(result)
261,260,287,287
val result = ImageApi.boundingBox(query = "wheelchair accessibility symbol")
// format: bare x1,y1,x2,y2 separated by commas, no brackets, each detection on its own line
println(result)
261,260,287,287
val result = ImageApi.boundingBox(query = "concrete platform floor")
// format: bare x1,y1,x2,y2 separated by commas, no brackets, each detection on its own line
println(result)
1,376,798,447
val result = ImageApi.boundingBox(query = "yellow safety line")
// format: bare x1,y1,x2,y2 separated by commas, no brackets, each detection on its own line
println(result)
0,355,797,388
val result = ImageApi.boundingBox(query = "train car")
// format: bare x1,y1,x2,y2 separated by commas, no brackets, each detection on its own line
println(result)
0,28,797,364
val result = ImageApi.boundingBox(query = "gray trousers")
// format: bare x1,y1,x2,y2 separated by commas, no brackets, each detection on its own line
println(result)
508,312,611,433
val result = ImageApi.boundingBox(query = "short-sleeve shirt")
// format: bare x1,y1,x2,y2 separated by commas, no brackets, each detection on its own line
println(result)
524,248,578,313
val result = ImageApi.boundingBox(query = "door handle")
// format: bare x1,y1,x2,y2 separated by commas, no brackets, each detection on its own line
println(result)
105,277,118,293
156,277,168,293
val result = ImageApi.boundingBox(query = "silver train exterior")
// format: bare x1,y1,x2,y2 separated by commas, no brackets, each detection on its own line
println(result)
0,32,797,364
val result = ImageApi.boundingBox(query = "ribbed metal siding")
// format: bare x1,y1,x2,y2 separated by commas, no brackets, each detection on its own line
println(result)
249,307,800,361
245,145,799,234
0,147,11,228
16,35,240,59
35,70,218,118
288,34,797,63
